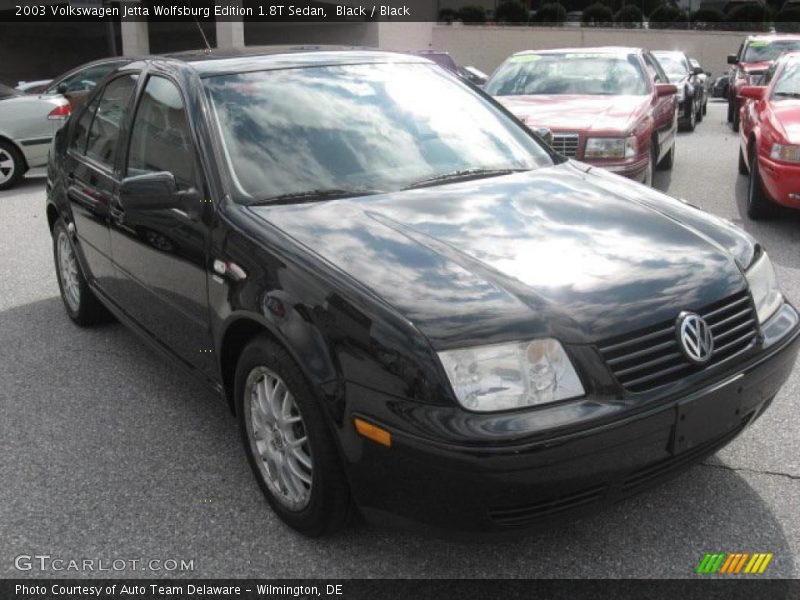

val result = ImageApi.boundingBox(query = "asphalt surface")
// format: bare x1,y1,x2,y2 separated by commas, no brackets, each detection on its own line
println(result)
1,100,799,579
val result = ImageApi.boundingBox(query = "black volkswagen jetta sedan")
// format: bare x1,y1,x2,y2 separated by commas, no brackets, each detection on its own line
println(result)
47,48,799,536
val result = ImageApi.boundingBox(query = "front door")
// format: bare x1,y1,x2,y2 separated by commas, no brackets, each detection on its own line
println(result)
107,74,215,376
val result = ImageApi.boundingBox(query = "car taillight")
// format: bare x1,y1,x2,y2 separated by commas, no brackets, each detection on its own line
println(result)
48,104,71,120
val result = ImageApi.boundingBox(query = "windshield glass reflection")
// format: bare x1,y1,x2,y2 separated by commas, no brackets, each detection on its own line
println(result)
204,63,552,204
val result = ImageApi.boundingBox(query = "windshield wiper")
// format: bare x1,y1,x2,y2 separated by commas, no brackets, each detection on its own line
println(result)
402,168,530,190
250,187,385,206
773,91,800,99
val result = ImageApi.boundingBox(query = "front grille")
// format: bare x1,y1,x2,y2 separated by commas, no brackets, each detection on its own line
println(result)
488,484,606,526
551,133,580,158
598,291,758,394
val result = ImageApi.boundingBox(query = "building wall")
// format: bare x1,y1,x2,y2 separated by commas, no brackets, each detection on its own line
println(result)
430,24,756,77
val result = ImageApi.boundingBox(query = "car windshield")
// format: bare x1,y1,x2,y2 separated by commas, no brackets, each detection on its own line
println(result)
744,40,800,63
204,62,553,204
654,53,689,82
772,62,800,98
484,52,648,97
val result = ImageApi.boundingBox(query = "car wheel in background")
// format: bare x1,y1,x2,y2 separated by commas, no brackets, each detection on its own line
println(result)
747,150,773,220
738,147,749,175
702,99,708,116
0,140,25,191
644,144,655,187
52,218,112,325
657,140,675,171
686,100,697,132
696,100,703,123
727,100,734,123
732,107,740,132
235,336,352,537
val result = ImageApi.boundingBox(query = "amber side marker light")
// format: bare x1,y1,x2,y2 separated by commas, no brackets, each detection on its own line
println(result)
354,418,392,447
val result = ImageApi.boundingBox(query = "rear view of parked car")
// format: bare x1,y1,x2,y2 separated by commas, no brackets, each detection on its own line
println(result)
486,47,678,186
738,51,800,218
0,83,70,189
652,50,707,131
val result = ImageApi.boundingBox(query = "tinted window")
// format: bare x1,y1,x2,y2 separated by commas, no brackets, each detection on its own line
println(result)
205,63,553,204
127,76,195,187
486,52,648,96
70,94,101,153
85,74,137,167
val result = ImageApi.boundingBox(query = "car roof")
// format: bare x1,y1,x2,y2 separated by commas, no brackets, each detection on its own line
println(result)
512,46,643,56
131,46,432,77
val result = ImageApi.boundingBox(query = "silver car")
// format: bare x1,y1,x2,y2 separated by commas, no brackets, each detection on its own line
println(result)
0,83,71,190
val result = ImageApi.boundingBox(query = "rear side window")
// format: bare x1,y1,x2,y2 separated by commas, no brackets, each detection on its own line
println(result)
127,76,196,188
70,94,101,153
85,74,138,167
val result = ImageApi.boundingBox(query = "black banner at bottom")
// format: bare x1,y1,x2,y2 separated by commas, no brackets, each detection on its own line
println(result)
2,579,799,600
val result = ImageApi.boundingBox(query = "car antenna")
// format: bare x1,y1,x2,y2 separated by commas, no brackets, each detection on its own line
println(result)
193,16,212,53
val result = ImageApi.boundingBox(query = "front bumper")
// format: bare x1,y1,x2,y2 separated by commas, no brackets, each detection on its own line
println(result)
343,304,799,535
587,154,650,182
757,154,800,209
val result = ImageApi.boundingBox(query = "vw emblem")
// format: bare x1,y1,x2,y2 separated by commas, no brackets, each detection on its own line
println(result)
677,312,714,364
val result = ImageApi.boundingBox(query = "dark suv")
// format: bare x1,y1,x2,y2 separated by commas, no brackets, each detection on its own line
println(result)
47,48,799,537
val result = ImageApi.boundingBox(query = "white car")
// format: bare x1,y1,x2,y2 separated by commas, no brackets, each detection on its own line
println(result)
0,83,70,190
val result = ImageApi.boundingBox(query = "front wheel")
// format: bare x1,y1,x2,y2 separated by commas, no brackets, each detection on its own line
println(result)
644,144,655,187
727,99,734,123
52,218,112,326
0,140,25,190
658,141,675,171
738,147,748,175
236,336,352,537
685,100,697,132
747,151,773,219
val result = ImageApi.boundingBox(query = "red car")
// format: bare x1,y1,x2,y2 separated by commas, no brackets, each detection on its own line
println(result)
739,51,800,218
727,34,800,131
485,47,678,187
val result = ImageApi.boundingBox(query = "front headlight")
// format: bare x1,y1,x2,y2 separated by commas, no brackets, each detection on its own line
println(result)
746,251,783,324
584,137,637,160
770,143,800,163
438,339,585,412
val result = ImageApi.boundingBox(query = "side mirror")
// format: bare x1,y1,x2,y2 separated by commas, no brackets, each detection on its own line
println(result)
655,83,678,97
57,83,68,95
692,66,705,76
727,54,738,65
739,86,766,101
120,171,181,211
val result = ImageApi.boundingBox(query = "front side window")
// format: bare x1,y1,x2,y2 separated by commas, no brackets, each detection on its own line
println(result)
70,94,101,153
204,62,553,204
85,74,137,167
127,76,195,188
486,52,648,97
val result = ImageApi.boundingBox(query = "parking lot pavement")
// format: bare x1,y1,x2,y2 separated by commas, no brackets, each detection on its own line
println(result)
1,100,799,579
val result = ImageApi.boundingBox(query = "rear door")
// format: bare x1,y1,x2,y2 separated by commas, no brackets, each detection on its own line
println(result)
63,73,138,291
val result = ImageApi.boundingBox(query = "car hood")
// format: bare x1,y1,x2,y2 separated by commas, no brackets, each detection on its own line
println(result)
741,61,771,74
495,94,648,133
249,162,753,348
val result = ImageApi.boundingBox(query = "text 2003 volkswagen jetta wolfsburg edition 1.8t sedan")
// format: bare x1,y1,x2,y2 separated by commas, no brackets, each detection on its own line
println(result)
47,48,799,536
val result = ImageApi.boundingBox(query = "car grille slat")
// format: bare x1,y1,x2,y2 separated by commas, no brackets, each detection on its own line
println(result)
551,133,580,158
597,291,758,393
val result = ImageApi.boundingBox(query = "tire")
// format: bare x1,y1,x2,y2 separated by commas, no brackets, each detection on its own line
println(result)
685,100,697,132
732,106,740,132
0,139,25,191
52,218,112,326
235,336,352,537
738,147,748,175
727,99,734,123
644,144,655,187
747,150,773,220
657,140,675,171
702,99,708,116
696,99,704,123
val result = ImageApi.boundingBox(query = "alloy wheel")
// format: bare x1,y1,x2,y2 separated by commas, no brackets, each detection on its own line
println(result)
244,366,313,511
0,147,15,185
57,231,81,312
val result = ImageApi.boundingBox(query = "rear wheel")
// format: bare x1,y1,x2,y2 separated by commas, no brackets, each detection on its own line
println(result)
747,150,773,219
0,140,25,191
236,336,352,536
52,218,112,325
